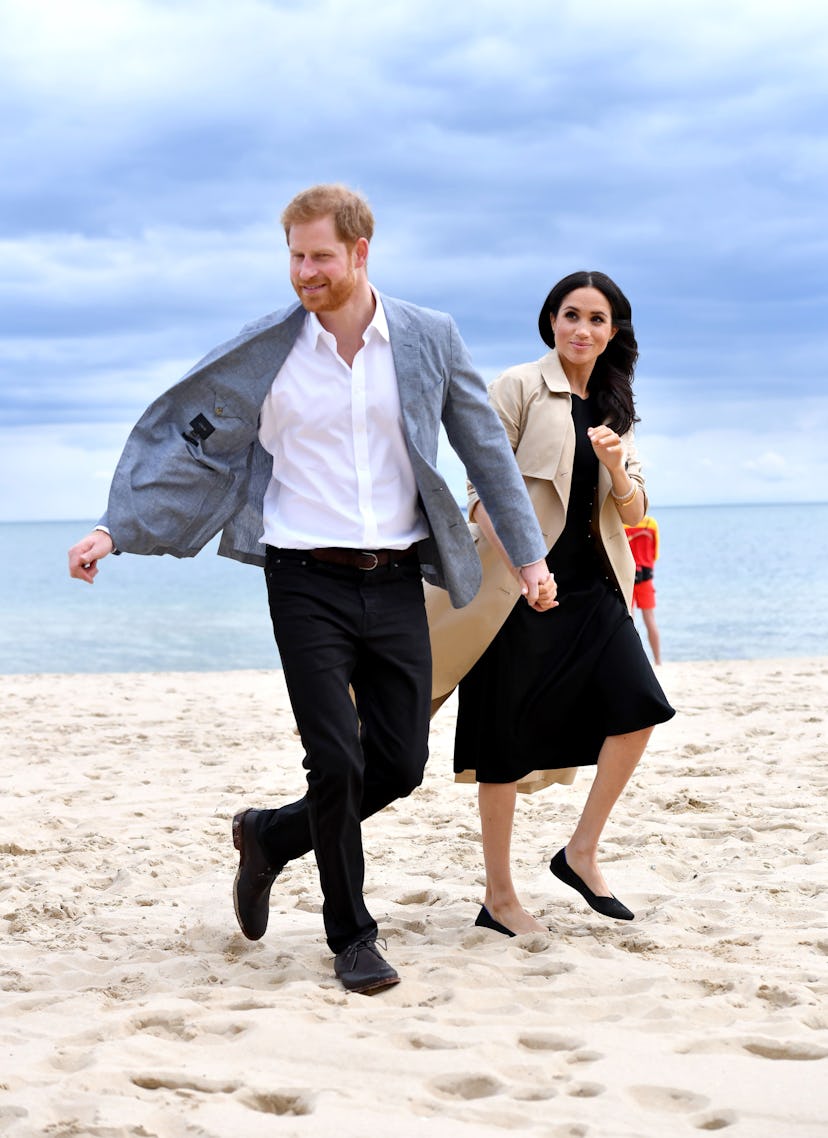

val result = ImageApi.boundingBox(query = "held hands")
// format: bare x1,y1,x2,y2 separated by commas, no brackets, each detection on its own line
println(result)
68,531,114,583
586,425,626,476
518,560,559,612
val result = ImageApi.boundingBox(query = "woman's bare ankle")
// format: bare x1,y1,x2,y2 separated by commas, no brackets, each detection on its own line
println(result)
486,897,547,935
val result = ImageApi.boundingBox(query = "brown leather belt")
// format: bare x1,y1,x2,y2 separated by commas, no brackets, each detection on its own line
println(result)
309,545,417,570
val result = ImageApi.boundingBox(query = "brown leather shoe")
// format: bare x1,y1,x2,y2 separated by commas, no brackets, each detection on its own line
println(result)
334,938,400,994
232,809,282,940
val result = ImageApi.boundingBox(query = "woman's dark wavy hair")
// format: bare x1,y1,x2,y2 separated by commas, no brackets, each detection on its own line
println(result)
537,270,639,435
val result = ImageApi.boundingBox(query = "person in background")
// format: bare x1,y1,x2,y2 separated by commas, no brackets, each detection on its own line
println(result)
68,184,554,995
625,515,662,665
429,270,675,938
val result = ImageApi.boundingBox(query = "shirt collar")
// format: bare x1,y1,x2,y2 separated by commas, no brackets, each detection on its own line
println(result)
367,287,390,342
304,286,389,349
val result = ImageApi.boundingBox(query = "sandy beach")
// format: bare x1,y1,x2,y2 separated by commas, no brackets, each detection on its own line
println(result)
1,658,826,1138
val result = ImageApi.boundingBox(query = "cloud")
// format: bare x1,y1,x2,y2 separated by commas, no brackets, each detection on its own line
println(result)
1,0,827,517
636,395,828,506
742,451,789,480
0,423,129,523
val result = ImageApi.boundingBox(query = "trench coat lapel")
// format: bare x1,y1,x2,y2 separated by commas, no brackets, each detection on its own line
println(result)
513,351,574,490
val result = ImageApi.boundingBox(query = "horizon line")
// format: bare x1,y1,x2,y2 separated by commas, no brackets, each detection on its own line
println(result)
2,499,827,526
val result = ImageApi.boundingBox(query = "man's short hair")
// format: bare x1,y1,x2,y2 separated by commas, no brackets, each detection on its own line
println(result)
281,184,374,246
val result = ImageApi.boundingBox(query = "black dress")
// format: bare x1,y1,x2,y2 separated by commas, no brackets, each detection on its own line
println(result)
454,393,675,783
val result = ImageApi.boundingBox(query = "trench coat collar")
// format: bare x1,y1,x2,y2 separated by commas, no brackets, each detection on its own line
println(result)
538,348,572,394
523,347,612,505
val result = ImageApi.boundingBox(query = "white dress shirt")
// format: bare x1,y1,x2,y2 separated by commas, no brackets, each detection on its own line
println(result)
258,291,429,550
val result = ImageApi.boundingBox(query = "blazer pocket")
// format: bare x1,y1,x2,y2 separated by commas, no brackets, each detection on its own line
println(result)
130,438,242,552
196,390,258,457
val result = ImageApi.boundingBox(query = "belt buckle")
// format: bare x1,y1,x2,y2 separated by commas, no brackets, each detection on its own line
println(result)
359,551,379,570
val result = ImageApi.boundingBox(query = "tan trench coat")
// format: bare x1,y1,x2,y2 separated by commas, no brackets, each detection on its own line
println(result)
425,348,647,793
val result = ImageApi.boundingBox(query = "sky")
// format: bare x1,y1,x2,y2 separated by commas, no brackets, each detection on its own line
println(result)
1,0,827,522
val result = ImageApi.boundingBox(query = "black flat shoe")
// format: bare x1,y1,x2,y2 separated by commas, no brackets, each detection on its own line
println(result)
549,847,634,921
334,938,400,994
232,808,283,941
474,905,516,938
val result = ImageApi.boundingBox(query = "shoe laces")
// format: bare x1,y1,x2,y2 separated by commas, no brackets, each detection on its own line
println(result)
339,936,386,968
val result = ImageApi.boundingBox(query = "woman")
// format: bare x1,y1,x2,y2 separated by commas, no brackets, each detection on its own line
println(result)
454,270,675,936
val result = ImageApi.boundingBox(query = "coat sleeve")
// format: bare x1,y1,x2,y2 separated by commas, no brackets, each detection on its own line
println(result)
622,425,649,515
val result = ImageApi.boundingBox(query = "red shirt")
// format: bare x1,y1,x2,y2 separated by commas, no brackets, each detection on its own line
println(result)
624,517,659,570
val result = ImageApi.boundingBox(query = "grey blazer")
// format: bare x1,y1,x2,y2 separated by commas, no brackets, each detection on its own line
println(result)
101,293,546,608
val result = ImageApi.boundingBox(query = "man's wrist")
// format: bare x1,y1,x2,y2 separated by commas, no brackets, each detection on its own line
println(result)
93,525,121,555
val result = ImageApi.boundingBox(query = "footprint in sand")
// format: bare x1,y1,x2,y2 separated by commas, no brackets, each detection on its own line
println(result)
0,842,35,856
617,935,660,955
628,1085,709,1113
294,898,323,914
132,1073,240,1094
386,916,427,935
132,1012,244,1041
517,1033,584,1053
133,1073,315,1116
755,983,801,1008
742,1038,828,1060
430,1073,502,1099
397,1032,461,1050
566,1081,605,1098
395,889,440,906
237,1089,315,1115
692,1110,739,1131
510,1085,559,1101
566,1050,604,1064
521,959,575,978
227,997,280,1012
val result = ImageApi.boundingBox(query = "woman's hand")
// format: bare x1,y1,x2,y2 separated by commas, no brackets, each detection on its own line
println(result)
587,426,644,522
534,572,558,612
519,563,559,612
586,425,626,476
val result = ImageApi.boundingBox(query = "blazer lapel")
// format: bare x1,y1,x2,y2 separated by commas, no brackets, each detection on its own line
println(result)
383,297,421,423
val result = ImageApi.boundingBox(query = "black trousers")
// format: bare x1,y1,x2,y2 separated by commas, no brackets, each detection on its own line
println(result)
257,546,432,954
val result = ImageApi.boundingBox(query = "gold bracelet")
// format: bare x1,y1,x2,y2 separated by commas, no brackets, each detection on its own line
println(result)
610,482,637,506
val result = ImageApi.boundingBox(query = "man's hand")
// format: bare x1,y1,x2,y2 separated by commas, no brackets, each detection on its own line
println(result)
68,531,114,583
519,560,558,612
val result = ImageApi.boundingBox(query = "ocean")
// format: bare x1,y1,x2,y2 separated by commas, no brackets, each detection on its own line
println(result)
1,503,826,674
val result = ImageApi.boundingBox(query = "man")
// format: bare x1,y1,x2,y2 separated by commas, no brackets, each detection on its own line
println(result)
69,184,553,994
